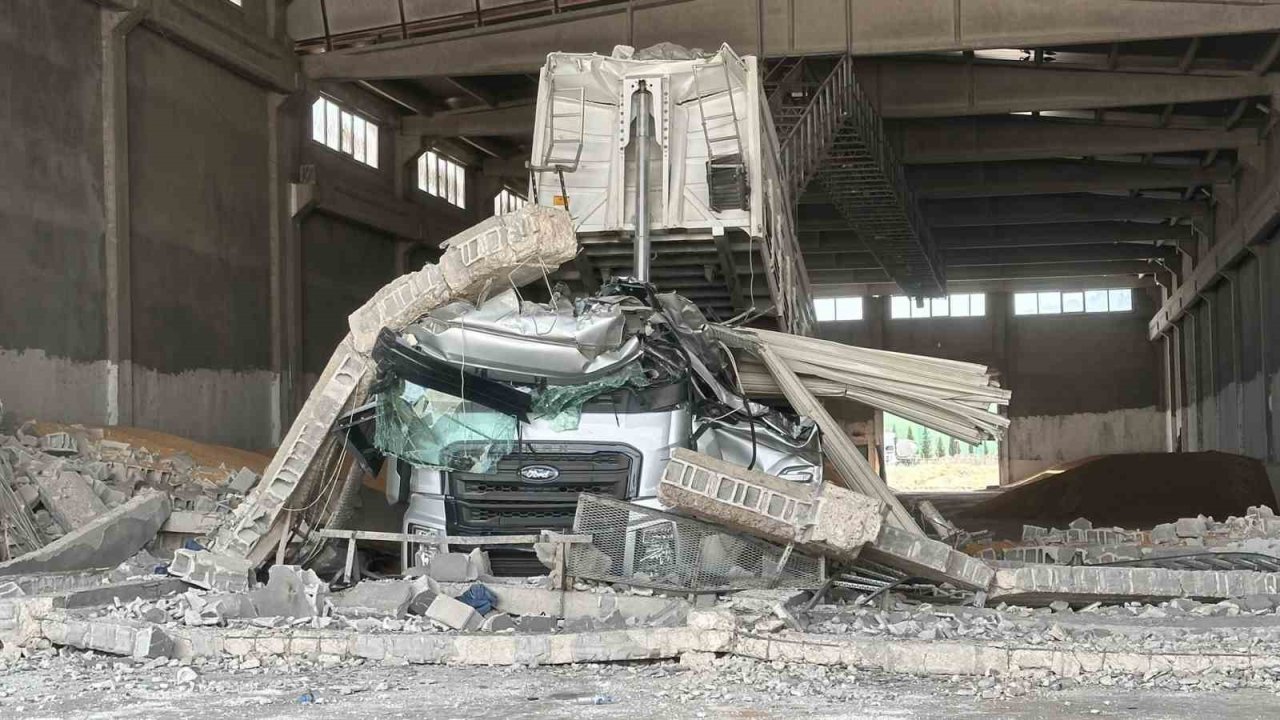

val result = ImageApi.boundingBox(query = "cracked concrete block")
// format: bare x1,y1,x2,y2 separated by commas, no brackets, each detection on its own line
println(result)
422,553,476,582
168,549,256,592
425,594,482,631
226,467,259,495
348,264,449,354
659,448,884,562
0,492,170,577
32,469,107,533
481,613,516,632
249,565,328,618
329,580,415,619
438,205,577,302
1175,517,1208,538
861,524,993,591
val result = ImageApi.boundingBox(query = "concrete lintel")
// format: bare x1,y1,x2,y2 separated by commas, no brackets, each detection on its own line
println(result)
1149,172,1280,338
300,0,1280,79
924,194,1207,227
909,160,1235,199
858,59,1276,119
898,117,1258,164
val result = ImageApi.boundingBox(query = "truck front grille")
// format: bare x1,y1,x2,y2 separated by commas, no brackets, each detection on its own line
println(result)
444,444,637,535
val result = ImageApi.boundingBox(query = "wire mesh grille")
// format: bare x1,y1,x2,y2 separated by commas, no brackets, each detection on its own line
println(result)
569,494,824,592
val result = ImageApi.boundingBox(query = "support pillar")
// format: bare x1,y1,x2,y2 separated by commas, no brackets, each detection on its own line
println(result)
102,4,147,427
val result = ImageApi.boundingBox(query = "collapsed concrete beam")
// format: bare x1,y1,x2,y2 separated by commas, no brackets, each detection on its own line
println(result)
988,564,1280,606
658,449,885,561
32,469,107,533
859,525,994,592
174,206,578,580
0,492,170,577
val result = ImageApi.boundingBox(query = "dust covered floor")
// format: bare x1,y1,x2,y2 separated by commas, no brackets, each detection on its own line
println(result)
3,652,1279,720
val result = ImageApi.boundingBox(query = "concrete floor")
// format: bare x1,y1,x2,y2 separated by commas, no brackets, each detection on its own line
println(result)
4,658,1279,720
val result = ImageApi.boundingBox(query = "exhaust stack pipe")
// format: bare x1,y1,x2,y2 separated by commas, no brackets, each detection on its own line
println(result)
631,80,654,283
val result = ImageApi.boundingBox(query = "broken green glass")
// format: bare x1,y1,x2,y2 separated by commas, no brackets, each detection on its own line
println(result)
531,362,647,431
374,380,517,474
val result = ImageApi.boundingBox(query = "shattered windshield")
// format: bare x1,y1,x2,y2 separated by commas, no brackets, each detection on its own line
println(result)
373,379,517,474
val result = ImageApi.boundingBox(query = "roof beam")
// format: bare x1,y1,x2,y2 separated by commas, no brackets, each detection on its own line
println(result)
856,59,1272,119
897,117,1258,164
402,105,536,137
302,0,1280,80
942,244,1178,267
932,222,1191,249
908,160,1233,199
811,261,1154,286
813,274,1154,297
924,194,1206,227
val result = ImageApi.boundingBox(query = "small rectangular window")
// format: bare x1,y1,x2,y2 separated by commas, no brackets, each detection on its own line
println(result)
891,293,986,319
835,297,863,321
493,188,526,216
1085,289,1108,313
1062,291,1085,313
1038,291,1061,315
312,96,379,168
1108,289,1133,312
1013,293,1038,315
418,150,467,209
813,297,863,322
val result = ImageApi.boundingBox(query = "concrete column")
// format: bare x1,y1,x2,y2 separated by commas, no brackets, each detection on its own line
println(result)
1255,243,1276,468
101,5,147,427
269,92,307,442
991,291,1012,486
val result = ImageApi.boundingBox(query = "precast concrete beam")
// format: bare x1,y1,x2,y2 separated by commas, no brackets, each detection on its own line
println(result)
924,194,1207,227
857,60,1276,119
300,0,1280,79
897,117,1258,164
402,105,536,138
933,222,1193,249
909,160,1235,199
942,244,1180,267
811,260,1155,285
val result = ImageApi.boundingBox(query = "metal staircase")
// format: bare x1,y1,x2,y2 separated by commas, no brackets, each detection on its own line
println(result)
769,56,945,297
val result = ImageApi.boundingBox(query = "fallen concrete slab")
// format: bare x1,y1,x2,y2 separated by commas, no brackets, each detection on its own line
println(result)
988,565,1280,606
435,581,689,624
0,492,170,577
859,524,995,592
659,448,885,561
32,469,107,533
329,579,415,619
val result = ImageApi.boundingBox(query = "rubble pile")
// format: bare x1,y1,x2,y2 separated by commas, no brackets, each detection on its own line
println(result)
0,420,261,566
978,506,1280,566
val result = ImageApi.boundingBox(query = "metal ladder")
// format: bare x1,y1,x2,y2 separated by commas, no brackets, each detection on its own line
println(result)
693,61,744,162
539,84,586,170
774,55,945,297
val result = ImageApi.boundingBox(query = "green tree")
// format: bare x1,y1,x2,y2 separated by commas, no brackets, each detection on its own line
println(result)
906,426,915,441
919,428,932,458
948,438,961,456
936,437,945,458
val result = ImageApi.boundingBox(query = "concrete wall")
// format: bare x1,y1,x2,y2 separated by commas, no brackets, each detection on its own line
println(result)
0,1,282,450
1172,238,1278,483
0,1,109,427
125,28,276,449
819,289,1165,483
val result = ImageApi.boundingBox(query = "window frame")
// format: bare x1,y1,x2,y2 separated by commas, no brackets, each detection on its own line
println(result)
418,150,468,209
310,96,380,170
1014,288,1135,316
889,293,987,319
813,296,864,322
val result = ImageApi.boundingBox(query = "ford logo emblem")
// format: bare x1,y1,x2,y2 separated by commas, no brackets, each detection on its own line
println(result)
518,464,560,483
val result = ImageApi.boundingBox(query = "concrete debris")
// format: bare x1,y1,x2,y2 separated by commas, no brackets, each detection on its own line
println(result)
424,594,482,631
659,448,885,562
168,548,255,592
328,580,415,619
988,564,1280,605
248,566,328,619
0,492,170,577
